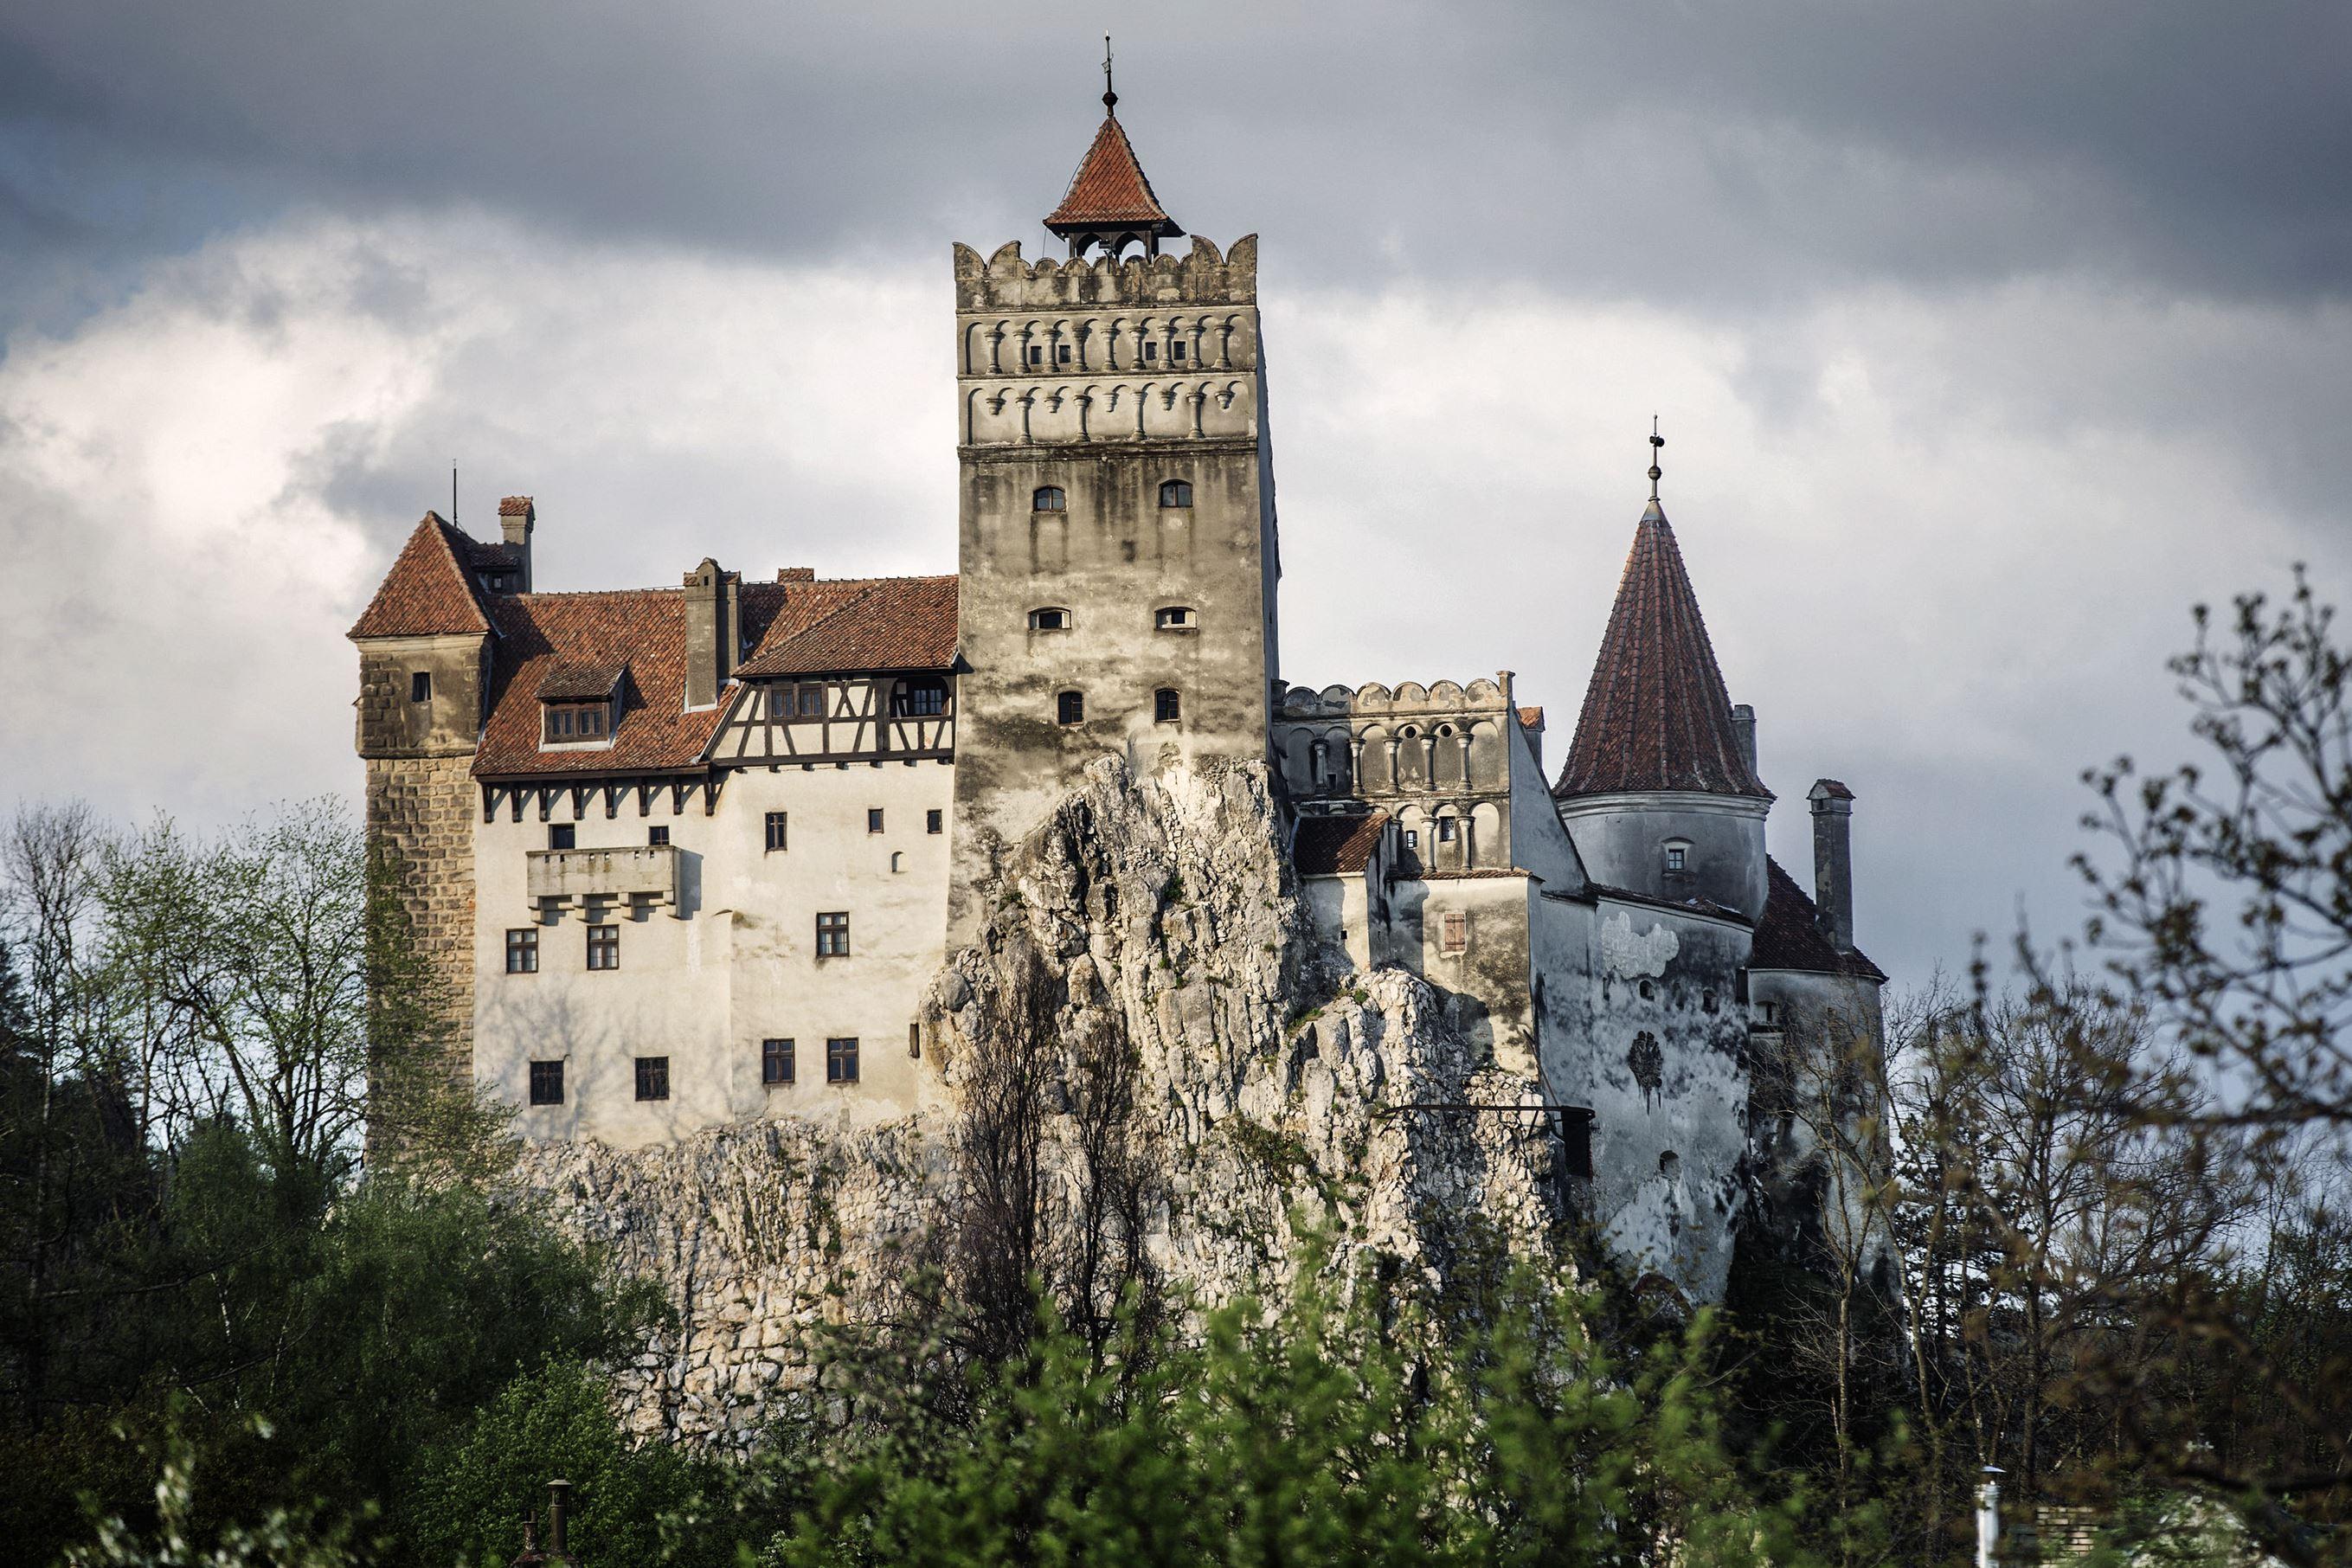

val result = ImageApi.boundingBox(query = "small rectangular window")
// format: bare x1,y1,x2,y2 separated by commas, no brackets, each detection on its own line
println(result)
867,808,884,834
909,1022,922,1059
587,923,620,971
1171,340,1186,362
1029,607,1069,631
797,684,826,717
1666,845,1687,871
528,1059,564,1106
1143,341,1158,362
647,826,670,847
765,812,788,852
1437,818,1458,843
1154,687,1180,723
1055,342,1071,363
816,910,850,956
410,670,432,703
634,1056,670,1102
1057,691,1084,725
1404,830,1419,850
549,824,575,851
926,809,943,835
1027,344,1044,365
826,1037,860,1083
505,928,539,974
1441,910,1471,955
762,1038,794,1085
1557,1107,1594,1179
768,687,794,719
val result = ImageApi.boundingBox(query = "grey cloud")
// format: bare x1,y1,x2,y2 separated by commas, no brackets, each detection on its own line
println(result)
2,1,2347,324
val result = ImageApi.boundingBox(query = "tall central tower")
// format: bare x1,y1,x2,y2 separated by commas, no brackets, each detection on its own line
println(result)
948,87,1281,940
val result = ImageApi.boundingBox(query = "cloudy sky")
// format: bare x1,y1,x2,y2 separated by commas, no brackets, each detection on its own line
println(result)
3,2,2348,989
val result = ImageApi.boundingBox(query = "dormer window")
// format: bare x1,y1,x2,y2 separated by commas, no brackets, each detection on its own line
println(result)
538,664,620,748
1029,607,1070,632
1032,486,1066,511
1159,480,1192,508
1155,606,1195,631
543,701,609,742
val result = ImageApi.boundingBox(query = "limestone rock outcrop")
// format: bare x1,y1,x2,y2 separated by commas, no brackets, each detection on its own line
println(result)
511,760,1570,1446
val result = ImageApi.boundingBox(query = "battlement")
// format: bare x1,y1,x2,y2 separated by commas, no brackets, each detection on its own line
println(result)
1278,675,1517,722
953,235,1257,312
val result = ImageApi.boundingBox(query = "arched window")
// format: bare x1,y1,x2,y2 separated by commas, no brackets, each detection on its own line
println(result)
1154,606,1195,631
1159,479,1192,508
1032,485,1066,511
1154,687,1180,723
1057,690,1085,725
1028,607,1070,632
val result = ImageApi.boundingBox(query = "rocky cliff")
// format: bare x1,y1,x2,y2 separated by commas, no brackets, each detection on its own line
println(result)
511,760,1570,1446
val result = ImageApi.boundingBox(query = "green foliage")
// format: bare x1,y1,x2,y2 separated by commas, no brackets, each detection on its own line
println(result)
740,1263,1830,1568
409,1360,729,1568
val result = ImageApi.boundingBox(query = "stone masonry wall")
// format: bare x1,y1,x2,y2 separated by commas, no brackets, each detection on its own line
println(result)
365,753,476,1086
509,759,1571,1449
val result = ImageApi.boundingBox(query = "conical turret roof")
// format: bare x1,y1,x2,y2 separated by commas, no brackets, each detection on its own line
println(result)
1045,113,1182,239
1554,498,1771,801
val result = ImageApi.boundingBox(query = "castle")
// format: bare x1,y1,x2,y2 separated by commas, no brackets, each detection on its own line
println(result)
351,88,1883,1302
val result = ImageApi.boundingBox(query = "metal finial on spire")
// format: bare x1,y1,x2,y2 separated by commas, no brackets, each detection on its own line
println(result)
1648,416,1664,502
1102,35,1116,113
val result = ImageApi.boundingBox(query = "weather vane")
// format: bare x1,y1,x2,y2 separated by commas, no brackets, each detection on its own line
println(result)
1102,35,1116,113
1648,416,1664,502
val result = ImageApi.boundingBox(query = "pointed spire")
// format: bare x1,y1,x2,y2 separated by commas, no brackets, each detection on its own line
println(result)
1044,45,1183,259
1554,473,1771,803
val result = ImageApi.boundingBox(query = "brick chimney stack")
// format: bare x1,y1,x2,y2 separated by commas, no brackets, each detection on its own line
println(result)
498,496,535,593
1809,779,1856,953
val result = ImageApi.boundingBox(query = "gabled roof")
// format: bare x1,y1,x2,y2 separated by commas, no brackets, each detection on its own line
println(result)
1555,498,1771,801
1750,858,1885,982
1044,114,1182,238
1294,812,1388,877
734,576,959,678
349,513,494,639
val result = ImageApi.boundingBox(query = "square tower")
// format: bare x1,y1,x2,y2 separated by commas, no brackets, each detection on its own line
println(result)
947,111,1280,940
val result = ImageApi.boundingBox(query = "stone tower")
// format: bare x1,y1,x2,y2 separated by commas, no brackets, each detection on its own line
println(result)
1552,491,1773,920
947,88,1281,939
348,508,520,1096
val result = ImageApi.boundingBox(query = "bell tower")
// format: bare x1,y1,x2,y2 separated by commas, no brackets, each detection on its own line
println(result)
947,74,1282,940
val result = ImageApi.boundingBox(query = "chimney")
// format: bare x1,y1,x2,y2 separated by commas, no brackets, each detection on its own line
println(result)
681,558,741,710
1809,779,1855,953
1731,704,1758,778
547,1480,570,1561
499,496,536,593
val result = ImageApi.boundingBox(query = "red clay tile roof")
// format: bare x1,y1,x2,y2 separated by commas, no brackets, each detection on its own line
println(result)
1517,706,1545,729
1045,114,1182,238
473,582,790,778
735,576,959,678
349,513,494,639
1555,499,1771,801
1293,812,1387,877
1751,858,1885,981
537,661,625,700
498,495,534,517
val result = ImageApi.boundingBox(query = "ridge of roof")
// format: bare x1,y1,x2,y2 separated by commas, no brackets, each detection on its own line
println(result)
1554,498,1772,802
735,574,959,678
1751,857,1886,981
350,512,494,639
1045,114,1182,237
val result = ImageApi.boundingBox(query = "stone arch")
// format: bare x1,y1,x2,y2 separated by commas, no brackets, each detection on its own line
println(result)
1470,800,1505,868
1467,718,1505,788
1356,723,1395,794
1282,727,1315,791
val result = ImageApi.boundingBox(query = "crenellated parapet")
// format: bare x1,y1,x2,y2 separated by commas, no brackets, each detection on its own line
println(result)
1276,675,1526,873
952,235,1256,311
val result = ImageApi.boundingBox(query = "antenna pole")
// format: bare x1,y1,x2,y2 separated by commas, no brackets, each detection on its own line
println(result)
1648,416,1664,503
451,461,458,524
1102,35,1116,113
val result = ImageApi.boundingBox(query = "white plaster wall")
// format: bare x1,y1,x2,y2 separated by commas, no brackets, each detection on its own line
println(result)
474,757,954,1147
1558,791,1768,919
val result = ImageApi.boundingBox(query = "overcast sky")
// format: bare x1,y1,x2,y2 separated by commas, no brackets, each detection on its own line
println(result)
3,2,2348,990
